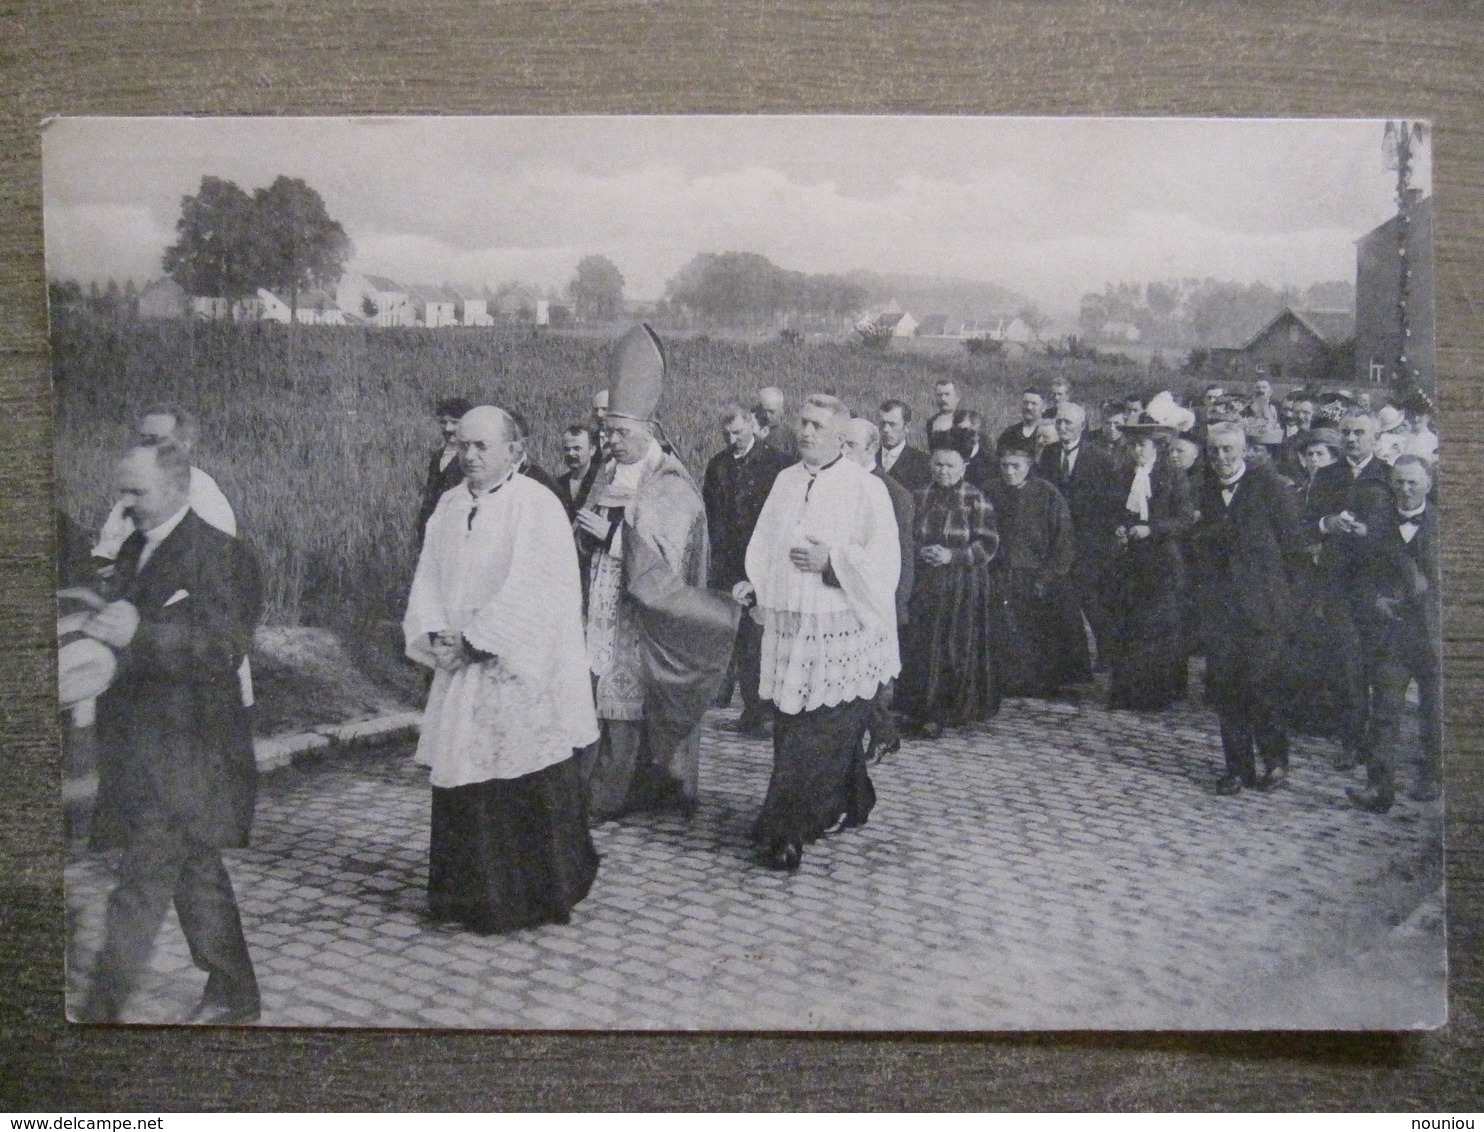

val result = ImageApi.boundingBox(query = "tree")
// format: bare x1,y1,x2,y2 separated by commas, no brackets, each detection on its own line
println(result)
162,176,259,304
252,176,352,322
568,255,625,322
1017,303,1050,341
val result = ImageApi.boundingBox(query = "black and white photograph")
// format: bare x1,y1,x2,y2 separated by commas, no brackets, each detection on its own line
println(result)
46,114,1444,1030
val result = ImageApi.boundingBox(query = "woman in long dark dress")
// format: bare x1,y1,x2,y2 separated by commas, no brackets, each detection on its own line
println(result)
897,433,1001,739
985,446,1076,698
1105,419,1195,711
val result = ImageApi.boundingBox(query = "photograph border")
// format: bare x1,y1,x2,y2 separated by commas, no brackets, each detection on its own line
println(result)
4,0,1482,1110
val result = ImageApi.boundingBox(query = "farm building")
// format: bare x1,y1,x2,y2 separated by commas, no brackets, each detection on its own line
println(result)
359,275,416,327
1354,194,1434,392
258,288,346,326
1223,307,1355,387
491,284,542,321
137,277,189,319
407,285,459,328
452,287,492,327
859,308,919,339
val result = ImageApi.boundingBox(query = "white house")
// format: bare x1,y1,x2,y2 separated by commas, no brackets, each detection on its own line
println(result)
257,288,346,325
409,285,459,328
452,287,492,327
360,274,416,327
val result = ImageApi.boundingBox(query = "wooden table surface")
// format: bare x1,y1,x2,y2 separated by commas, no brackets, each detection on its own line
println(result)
2,0,1481,1110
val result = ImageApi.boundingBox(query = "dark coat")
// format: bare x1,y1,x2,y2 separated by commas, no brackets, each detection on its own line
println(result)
519,457,562,499
551,458,601,521
1112,459,1195,592
963,447,995,494
994,422,1039,462
1190,462,1309,637
702,441,791,589
92,511,263,851
416,447,464,544
878,444,932,492
874,465,916,626
1304,457,1392,534
1356,504,1440,663
1036,441,1120,577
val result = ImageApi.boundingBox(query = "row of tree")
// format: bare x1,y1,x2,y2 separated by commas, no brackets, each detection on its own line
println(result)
1078,278,1355,349
162,175,352,318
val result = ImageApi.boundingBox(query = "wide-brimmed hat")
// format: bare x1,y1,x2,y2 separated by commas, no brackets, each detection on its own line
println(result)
1375,404,1407,433
57,609,116,708
606,323,666,423
1243,416,1285,446
1122,391,1196,437
1295,427,1343,454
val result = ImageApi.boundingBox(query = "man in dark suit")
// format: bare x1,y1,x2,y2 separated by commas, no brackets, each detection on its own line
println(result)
703,404,792,736
1303,411,1397,767
843,417,915,762
1036,401,1119,681
1191,421,1310,796
994,388,1046,462
415,396,473,545
876,399,932,491
552,424,601,521
75,443,264,1024
925,379,960,444
1348,456,1442,813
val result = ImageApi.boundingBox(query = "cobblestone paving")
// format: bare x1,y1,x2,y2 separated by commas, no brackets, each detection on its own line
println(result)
65,677,1446,1030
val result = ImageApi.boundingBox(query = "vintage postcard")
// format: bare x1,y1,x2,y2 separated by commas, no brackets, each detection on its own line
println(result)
46,116,1443,1029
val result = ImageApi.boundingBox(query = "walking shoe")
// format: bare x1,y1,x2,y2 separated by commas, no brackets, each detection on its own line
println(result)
866,735,901,765
1409,778,1442,803
1215,773,1251,796
187,996,261,1026
1256,765,1288,792
1346,785,1394,814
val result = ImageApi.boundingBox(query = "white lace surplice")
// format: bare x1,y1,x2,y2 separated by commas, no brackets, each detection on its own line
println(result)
403,474,599,787
745,459,901,715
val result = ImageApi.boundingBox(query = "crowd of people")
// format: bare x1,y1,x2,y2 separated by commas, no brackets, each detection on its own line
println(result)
59,324,1443,1025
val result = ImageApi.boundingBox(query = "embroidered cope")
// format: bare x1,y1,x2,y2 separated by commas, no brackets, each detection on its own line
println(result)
404,474,598,788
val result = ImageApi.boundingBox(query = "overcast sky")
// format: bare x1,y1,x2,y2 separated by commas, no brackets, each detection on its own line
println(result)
41,116,1427,315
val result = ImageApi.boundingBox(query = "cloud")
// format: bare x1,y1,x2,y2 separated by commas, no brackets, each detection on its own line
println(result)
41,116,1415,309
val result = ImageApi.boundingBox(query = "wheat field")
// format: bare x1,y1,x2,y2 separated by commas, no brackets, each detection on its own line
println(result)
52,314,1149,631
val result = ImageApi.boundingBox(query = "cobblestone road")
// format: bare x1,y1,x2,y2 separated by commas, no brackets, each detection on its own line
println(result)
65,676,1446,1030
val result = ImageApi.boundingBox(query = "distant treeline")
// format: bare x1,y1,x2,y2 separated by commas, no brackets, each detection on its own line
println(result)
1079,278,1356,349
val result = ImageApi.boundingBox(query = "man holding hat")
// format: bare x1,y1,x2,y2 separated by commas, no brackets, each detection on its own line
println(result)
576,325,739,822
74,443,263,1024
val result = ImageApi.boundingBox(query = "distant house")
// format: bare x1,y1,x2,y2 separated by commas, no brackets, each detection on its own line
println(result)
914,314,952,337
451,287,492,327
137,277,189,319
1098,320,1141,343
189,296,233,321
1355,194,1434,392
1230,307,1355,387
361,274,415,327
258,288,346,326
408,285,459,328
492,284,542,321
991,316,1038,345
860,308,918,339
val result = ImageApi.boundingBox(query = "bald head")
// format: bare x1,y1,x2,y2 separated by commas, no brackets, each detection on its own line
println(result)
758,387,786,414
455,406,519,490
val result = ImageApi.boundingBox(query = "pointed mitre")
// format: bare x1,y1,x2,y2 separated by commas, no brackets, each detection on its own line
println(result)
607,323,666,422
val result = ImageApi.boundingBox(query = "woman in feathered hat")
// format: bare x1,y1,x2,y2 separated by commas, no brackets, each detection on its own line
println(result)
1105,393,1196,711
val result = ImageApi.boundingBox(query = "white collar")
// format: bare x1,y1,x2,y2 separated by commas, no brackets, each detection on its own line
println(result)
882,439,905,456
1348,454,1373,473
1399,504,1427,521
1219,466,1246,489
141,503,192,548
731,437,756,459
464,467,517,501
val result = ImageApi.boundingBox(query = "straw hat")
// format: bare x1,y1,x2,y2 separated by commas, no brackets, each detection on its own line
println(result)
1375,404,1407,433
57,610,117,708
606,323,666,423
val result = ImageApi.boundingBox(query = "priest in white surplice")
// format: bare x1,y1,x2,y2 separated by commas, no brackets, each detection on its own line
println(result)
403,405,600,934
737,394,901,872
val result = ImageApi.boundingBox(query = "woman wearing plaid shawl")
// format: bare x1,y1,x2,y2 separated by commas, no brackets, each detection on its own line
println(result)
897,430,1002,739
